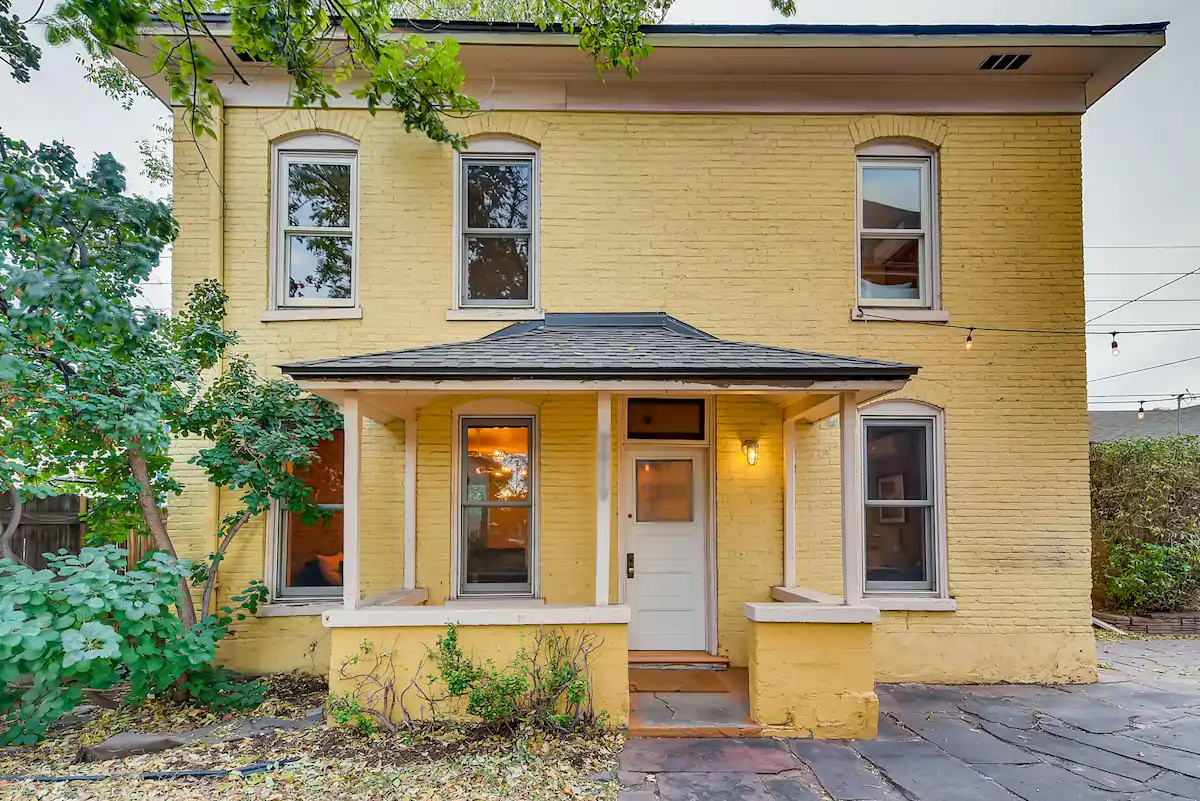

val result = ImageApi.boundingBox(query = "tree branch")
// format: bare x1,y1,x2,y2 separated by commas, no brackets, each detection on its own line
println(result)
200,507,251,620
127,445,198,627
1,486,24,565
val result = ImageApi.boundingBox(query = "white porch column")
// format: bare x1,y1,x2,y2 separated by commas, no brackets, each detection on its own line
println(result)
783,417,797,587
343,392,363,610
839,391,864,606
595,392,612,606
403,413,417,590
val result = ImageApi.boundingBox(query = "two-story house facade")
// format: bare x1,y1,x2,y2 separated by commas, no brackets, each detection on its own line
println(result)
120,19,1165,739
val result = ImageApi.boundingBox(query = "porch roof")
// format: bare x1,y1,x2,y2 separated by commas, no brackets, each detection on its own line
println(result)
280,313,919,384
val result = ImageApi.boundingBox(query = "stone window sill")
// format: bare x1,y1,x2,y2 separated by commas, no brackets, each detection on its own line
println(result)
260,307,363,322
257,601,340,618
865,596,957,612
850,307,950,324
446,308,545,322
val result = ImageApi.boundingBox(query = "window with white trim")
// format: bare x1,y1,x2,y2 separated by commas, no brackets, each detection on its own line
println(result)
271,135,358,309
274,430,344,599
856,143,938,309
454,137,539,309
861,401,947,596
458,417,536,596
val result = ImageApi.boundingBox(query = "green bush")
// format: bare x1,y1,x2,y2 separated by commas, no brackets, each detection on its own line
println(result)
425,625,601,733
0,546,266,745
1092,436,1200,613
1104,541,1200,616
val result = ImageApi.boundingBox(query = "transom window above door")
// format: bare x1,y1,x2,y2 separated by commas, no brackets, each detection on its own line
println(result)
454,137,539,311
856,142,939,310
626,398,706,442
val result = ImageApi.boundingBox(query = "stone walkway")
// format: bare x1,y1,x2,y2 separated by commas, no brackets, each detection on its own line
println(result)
618,638,1200,800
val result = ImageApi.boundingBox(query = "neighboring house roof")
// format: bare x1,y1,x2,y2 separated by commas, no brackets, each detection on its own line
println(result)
280,312,919,382
1089,407,1200,443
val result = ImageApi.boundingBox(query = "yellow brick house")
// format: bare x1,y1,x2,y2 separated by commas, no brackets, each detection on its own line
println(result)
118,19,1165,739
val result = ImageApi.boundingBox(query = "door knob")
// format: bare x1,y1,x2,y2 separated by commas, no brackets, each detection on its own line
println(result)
626,553,635,579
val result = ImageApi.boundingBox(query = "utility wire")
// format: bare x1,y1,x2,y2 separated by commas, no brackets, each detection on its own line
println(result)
1086,264,1200,324
1088,355,1200,384
854,311,1200,336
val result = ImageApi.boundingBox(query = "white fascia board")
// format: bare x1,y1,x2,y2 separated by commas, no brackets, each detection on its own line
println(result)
323,603,632,628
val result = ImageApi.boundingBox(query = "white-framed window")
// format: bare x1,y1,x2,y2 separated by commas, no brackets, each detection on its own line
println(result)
270,134,359,310
453,136,539,310
856,142,939,309
457,415,537,596
860,400,947,597
270,429,345,600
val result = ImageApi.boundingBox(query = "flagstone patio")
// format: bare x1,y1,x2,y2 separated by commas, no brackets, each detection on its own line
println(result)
618,637,1200,800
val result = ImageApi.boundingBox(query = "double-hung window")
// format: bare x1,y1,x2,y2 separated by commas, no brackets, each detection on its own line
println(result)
275,430,344,599
856,144,938,309
459,417,535,596
861,403,946,596
272,136,358,309
455,138,538,309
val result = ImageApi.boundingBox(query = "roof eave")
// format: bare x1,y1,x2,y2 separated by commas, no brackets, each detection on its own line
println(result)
279,367,920,382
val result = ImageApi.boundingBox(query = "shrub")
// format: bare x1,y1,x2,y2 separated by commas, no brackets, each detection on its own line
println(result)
1092,436,1200,613
1104,540,1200,616
426,626,601,733
0,546,266,745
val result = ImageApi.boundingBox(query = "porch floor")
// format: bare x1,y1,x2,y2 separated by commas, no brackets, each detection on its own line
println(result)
628,668,760,738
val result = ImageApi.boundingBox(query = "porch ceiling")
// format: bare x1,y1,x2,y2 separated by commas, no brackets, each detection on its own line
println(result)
281,313,917,423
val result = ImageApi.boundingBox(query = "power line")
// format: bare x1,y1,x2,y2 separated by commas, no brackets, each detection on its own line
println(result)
1088,355,1200,384
1085,245,1200,250
1088,299,1200,303
1088,272,1197,276
854,311,1200,336
1086,264,1200,324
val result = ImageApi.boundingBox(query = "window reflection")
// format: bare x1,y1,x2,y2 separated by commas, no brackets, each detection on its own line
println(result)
285,430,344,591
466,236,530,301
462,422,533,592
288,162,351,228
287,235,352,299
466,163,531,229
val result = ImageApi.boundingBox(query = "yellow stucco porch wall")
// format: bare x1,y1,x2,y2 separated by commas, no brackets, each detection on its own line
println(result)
170,107,1094,684
328,623,629,726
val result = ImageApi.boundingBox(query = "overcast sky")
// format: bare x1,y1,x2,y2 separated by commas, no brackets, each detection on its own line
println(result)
2,0,1195,409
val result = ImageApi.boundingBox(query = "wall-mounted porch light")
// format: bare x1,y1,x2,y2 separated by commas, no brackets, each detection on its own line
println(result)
741,440,760,466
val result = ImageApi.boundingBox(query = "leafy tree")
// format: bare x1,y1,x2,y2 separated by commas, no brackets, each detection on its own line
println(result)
12,0,795,150
0,133,341,627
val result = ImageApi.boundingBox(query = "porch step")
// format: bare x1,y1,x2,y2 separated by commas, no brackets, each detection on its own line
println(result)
629,650,730,670
627,721,763,738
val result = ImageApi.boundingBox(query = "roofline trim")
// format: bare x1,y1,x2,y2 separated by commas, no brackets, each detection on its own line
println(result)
279,366,919,382
147,16,1168,48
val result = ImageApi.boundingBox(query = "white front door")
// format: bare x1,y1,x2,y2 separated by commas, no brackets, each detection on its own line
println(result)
623,449,708,651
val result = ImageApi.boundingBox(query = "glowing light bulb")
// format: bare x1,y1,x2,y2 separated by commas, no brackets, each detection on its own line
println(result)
1111,333,1120,357
1138,402,1145,420
493,449,503,458
965,329,974,350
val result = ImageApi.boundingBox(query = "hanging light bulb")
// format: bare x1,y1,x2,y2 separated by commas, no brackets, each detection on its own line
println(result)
1138,402,1145,420
965,329,974,350
1111,333,1120,357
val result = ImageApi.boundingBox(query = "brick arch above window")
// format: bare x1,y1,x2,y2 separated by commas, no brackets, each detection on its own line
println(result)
449,113,552,146
260,112,369,145
849,115,949,149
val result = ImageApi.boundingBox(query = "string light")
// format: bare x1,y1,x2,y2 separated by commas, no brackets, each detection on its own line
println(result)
1138,402,1145,420
1111,333,1120,357
965,329,974,350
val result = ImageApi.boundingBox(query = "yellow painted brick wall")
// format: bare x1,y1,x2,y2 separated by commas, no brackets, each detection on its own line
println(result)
748,621,878,739
329,623,629,726
170,108,1092,683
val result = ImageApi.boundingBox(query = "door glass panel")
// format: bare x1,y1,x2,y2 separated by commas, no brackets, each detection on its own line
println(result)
636,459,694,522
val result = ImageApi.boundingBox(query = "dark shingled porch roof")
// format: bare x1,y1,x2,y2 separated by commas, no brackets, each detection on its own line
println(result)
280,313,920,383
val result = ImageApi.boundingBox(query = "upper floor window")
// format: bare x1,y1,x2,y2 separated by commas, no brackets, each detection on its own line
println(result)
860,401,947,597
856,142,939,309
455,137,539,309
271,135,358,309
